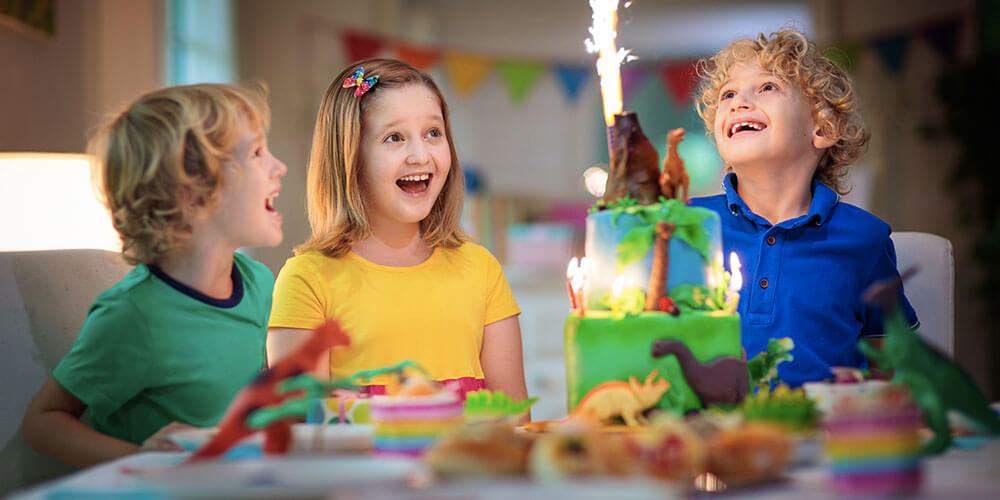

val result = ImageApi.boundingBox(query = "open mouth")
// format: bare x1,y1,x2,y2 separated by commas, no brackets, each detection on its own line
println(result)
396,173,432,194
265,193,278,213
728,121,766,138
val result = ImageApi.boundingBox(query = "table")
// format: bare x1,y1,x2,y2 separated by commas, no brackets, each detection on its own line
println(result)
10,438,1000,499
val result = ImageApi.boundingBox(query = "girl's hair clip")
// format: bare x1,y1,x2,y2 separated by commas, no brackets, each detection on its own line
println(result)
343,67,379,97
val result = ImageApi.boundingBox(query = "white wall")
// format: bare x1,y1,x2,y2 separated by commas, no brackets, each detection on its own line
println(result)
0,0,162,153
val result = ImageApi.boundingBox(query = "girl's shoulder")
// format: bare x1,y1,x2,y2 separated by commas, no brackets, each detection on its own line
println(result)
278,250,354,277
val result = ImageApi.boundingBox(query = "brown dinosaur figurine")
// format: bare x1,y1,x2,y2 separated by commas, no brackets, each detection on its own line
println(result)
650,340,748,407
568,369,670,426
659,128,690,204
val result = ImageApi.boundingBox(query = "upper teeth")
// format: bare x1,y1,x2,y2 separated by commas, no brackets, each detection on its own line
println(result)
400,174,429,181
730,121,763,136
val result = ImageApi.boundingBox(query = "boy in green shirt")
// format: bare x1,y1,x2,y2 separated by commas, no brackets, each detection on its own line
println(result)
21,83,287,467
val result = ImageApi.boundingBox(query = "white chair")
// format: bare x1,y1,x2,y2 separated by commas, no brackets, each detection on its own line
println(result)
0,249,132,495
889,231,955,358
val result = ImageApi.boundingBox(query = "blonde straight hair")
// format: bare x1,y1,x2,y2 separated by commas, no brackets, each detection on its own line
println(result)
297,58,467,257
91,83,270,265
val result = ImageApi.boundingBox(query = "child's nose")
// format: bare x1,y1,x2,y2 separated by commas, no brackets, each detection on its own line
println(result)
406,141,431,164
730,93,753,111
273,157,288,177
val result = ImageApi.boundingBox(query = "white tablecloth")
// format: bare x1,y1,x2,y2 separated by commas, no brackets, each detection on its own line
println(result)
10,438,1000,499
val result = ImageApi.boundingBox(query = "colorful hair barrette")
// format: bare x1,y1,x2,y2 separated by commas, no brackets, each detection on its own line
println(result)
342,67,379,97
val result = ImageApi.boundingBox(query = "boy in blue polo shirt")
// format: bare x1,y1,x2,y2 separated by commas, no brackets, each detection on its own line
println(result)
690,30,918,387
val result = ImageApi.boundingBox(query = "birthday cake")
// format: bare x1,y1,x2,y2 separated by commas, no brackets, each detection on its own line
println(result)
564,112,745,416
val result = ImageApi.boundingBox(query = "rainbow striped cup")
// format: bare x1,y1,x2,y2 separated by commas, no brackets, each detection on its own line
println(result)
369,391,464,457
823,388,924,495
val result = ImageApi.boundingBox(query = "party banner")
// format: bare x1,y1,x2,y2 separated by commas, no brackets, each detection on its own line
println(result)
824,45,863,72
342,30,384,63
395,43,440,71
920,17,961,61
443,52,494,97
621,65,647,106
553,64,590,102
658,60,699,108
871,33,910,75
497,60,546,103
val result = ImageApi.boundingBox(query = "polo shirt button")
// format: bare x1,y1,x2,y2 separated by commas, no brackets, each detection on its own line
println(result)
759,278,769,289
766,235,776,245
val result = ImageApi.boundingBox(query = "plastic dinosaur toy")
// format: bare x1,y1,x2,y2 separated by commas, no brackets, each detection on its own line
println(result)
659,128,690,204
569,369,670,426
185,320,351,463
858,270,1000,455
746,337,795,390
651,340,748,407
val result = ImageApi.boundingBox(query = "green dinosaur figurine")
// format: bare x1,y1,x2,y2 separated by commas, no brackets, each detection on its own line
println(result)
747,337,795,390
858,269,1000,455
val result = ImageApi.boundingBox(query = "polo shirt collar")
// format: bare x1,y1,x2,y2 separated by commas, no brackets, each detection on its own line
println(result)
722,172,840,228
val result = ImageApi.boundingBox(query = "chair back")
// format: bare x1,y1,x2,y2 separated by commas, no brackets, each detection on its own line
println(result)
0,250,131,494
889,231,955,358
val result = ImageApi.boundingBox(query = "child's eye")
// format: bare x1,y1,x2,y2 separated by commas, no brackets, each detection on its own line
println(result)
720,90,735,100
384,133,402,144
761,82,779,92
426,128,442,139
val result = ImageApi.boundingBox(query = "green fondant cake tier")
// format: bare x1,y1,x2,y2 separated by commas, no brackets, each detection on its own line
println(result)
565,310,742,414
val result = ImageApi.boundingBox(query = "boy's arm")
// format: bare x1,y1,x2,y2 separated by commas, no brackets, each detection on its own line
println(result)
266,328,330,378
21,377,139,468
480,315,529,422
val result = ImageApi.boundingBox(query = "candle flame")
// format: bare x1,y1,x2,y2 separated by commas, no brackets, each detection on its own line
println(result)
612,275,625,297
729,252,743,292
586,0,630,126
567,256,580,279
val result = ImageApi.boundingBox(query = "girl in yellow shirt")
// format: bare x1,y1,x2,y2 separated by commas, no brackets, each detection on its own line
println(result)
268,59,527,401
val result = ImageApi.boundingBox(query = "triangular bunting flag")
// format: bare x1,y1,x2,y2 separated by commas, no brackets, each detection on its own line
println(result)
342,30,384,63
871,33,910,75
621,65,646,106
496,60,545,103
658,60,699,108
920,17,962,61
443,52,494,97
824,45,863,72
395,44,440,71
553,65,589,102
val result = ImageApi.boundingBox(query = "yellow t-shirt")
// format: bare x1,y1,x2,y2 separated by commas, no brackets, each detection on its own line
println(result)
269,242,520,385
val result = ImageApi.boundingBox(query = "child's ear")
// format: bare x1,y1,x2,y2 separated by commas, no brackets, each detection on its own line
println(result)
812,124,837,150
178,185,210,219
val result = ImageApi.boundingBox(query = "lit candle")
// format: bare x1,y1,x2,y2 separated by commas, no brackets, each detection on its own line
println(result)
725,252,743,313
578,257,591,316
566,257,580,310
611,275,625,315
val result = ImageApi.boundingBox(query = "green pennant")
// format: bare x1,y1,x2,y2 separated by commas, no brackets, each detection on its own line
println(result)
496,59,545,103
823,44,863,73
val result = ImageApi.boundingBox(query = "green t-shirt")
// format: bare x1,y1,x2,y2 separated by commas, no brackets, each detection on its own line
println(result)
52,252,272,445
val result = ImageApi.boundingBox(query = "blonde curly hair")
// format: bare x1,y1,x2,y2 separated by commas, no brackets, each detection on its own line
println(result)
91,83,270,265
695,30,869,194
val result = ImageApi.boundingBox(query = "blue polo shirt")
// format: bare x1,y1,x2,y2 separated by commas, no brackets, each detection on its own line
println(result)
691,173,918,387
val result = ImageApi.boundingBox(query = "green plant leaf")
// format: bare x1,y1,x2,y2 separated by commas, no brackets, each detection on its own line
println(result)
616,224,656,272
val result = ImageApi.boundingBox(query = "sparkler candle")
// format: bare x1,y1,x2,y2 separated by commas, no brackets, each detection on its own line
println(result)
587,0,662,207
